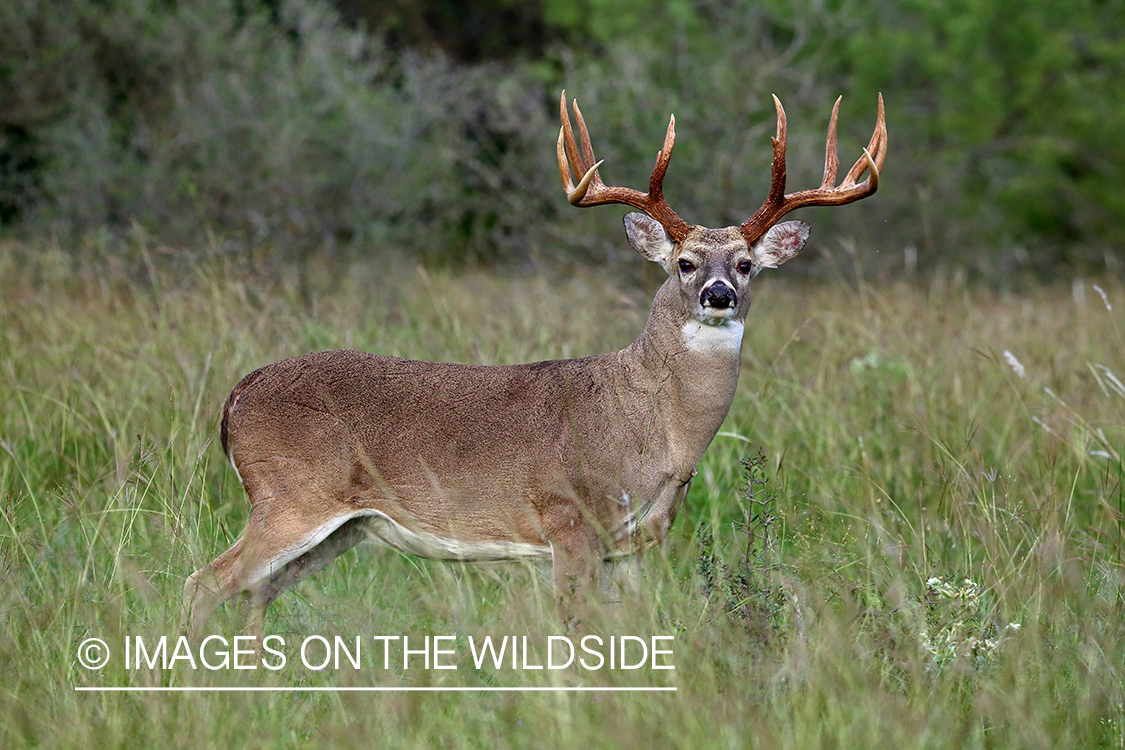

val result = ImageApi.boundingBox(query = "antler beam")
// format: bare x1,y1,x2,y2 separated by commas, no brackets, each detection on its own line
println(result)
740,94,887,246
557,90,691,242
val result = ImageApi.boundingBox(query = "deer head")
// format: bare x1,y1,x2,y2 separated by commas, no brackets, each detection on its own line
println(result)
558,90,887,332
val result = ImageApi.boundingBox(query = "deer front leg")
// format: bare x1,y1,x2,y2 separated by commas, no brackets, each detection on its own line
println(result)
544,503,599,631
599,556,642,604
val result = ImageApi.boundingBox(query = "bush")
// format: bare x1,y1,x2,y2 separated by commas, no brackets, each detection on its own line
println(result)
0,0,561,265
839,0,1125,273
2,0,1123,276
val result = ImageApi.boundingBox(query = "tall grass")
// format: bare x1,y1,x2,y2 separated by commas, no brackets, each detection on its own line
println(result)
1,241,1122,747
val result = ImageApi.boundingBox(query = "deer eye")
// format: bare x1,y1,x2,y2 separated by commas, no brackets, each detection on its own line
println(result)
737,261,753,275
677,259,695,274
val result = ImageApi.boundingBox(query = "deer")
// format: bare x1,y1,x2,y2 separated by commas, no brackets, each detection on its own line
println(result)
182,90,887,639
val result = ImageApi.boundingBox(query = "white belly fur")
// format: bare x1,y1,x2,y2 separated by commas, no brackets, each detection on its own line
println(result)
357,511,553,562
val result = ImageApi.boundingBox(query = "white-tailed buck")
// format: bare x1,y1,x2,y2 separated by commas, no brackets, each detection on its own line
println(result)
183,90,887,637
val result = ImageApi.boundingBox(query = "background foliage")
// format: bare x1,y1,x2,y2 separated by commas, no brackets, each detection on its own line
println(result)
2,0,1123,276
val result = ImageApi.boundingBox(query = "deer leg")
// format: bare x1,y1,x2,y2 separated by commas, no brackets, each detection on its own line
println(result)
181,500,361,640
598,556,642,605
245,518,368,636
182,537,246,640
546,504,599,631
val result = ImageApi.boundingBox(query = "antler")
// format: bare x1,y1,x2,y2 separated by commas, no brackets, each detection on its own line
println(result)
740,94,887,246
557,90,691,242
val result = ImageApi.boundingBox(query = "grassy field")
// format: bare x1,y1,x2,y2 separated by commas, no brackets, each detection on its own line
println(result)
1,242,1123,748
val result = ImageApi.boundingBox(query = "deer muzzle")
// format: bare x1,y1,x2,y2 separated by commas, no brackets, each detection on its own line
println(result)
701,281,736,310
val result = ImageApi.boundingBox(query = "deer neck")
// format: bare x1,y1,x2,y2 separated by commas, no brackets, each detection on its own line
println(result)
620,278,744,465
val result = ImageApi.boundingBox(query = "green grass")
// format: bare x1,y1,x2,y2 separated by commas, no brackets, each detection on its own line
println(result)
1,242,1123,748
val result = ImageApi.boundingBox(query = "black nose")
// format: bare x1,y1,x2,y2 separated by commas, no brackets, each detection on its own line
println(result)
702,282,736,309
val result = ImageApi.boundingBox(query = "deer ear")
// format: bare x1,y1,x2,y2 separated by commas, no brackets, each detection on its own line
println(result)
624,212,675,266
752,220,810,270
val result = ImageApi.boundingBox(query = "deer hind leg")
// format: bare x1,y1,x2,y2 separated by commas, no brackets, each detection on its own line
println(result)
181,500,363,641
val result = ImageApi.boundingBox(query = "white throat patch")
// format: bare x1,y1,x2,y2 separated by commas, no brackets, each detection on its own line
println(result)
681,318,745,353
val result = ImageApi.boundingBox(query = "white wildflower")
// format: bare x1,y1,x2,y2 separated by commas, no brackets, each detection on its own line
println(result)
920,576,1020,675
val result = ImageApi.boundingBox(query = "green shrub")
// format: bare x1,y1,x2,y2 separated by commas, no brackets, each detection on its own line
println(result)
2,0,1124,274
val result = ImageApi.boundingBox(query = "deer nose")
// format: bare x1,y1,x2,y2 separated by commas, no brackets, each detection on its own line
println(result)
701,282,736,309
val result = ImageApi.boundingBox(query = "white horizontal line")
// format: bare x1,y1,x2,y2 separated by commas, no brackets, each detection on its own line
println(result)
76,686,675,693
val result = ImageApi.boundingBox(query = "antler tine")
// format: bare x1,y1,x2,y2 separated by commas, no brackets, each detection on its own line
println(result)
740,93,888,246
767,94,788,204
739,95,789,239
842,92,887,187
558,90,597,202
647,114,677,198
558,90,609,205
572,99,598,172
821,96,842,189
556,91,690,241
